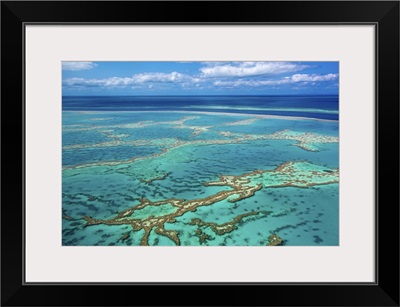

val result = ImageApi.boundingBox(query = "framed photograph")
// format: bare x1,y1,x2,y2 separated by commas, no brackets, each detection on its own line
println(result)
1,1,399,306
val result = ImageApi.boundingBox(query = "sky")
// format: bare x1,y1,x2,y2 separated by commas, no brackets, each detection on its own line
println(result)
62,61,339,96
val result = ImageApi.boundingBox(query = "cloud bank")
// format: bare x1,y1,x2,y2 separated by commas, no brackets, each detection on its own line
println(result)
62,61,338,94
213,73,338,87
200,62,308,77
63,72,200,88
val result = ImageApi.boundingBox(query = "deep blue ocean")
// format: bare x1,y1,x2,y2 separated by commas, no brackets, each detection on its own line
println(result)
62,95,338,120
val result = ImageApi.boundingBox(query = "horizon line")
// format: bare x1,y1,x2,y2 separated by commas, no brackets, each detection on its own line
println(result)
63,94,339,97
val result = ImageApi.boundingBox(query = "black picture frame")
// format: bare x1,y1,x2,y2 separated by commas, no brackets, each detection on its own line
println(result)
1,1,399,306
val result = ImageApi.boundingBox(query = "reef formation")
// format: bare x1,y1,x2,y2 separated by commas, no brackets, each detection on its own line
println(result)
267,234,283,246
83,161,338,246
63,114,338,171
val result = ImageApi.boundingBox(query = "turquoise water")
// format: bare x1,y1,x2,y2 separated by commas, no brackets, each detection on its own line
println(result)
62,111,339,246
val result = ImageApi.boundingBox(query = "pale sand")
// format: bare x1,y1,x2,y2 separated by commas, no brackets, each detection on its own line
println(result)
64,110,338,123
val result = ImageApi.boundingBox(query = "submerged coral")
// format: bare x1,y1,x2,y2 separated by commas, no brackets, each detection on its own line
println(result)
83,161,338,246
190,211,268,236
63,114,338,170
140,172,170,184
267,234,283,246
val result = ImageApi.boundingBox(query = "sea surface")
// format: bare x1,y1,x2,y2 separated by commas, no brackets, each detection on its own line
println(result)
62,95,339,246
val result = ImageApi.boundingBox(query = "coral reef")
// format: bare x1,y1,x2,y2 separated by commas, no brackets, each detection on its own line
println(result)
63,114,338,170
83,161,338,246
267,234,283,246
119,231,130,242
140,172,170,184
221,118,259,126
190,211,266,235
194,229,211,244
62,214,74,221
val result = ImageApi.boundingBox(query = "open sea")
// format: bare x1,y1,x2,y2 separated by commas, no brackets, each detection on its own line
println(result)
62,95,339,246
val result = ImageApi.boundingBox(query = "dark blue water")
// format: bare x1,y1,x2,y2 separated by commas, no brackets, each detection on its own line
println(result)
62,96,339,120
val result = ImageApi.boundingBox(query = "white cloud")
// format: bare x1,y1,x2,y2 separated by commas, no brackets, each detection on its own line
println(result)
291,73,338,82
213,73,338,87
62,63,338,91
213,80,283,87
134,72,195,83
62,62,97,71
201,62,308,77
63,72,201,88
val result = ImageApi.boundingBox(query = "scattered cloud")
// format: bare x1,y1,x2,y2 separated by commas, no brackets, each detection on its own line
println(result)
200,62,308,78
133,72,200,83
62,62,97,71
290,73,338,82
62,62,338,94
213,73,338,87
63,72,200,88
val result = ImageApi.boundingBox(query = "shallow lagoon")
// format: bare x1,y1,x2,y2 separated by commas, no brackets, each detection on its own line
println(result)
62,111,339,246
